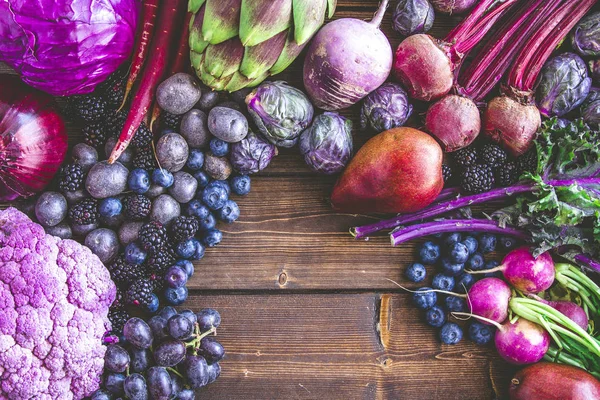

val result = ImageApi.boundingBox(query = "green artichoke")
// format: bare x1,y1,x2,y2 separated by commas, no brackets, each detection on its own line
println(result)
188,0,336,92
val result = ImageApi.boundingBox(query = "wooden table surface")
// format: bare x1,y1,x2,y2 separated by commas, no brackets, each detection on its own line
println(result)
0,2,518,399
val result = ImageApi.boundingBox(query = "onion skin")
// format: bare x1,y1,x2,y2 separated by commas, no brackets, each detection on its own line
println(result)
483,95,540,156
425,94,480,152
0,75,67,201
509,363,600,400
394,34,453,101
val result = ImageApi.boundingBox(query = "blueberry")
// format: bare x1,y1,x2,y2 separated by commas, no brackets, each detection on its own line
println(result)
165,266,188,288
202,185,228,210
478,234,497,253
419,241,440,264
218,200,240,223
440,258,464,276
164,286,188,305
230,175,251,196
461,236,478,254
425,306,447,328
186,149,205,171
124,242,147,265
152,168,174,188
405,263,426,283
146,294,160,313
466,252,485,271
176,239,197,259
412,287,437,310
468,321,494,345
128,168,151,194
202,228,222,247
175,259,195,278
443,233,462,248
455,273,475,293
210,138,230,156
193,170,210,188
191,240,205,261
207,180,231,196
499,236,517,250
185,199,210,219
448,242,469,264
198,213,217,232
439,322,463,345
444,296,467,313
99,197,122,218
432,274,455,291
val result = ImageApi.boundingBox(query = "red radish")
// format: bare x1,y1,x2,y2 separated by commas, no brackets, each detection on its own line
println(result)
120,0,160,111
494,318,550,365
110,0,187,163
424,94,480,152
468,247,555,294
483,0,597,155
393,0,519,101
529,295,589,331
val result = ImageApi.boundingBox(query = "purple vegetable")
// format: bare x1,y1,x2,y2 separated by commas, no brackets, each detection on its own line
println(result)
494,318,550,365
392,0,435,36
571,11,600,57
431,0,478,14
0,0,139,96
581,87,600,128
230,132,278,175
360,82,413,132
467,278,512,325
590,60,600,84
299,112,353,175
536,53,592,117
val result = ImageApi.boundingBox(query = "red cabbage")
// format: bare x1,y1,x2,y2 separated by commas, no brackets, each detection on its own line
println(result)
0,0,139,96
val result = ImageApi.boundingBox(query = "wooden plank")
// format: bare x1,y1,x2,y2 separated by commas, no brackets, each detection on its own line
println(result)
186,292,514,400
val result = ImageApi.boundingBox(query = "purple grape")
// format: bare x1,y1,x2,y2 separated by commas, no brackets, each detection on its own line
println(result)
176,389,196,400
153,339,187,367
165,266,188,288
148,315,169,341
129,347,153,373
207,362,221,384
90,390,112,400
168,314,194,340
123,317,154,349
158,306,178,320
104,344,130,373
199,336,225,364
179,309,197,325
105,372,126,396
182,355,209,389
124,373,148,400
169,370,184,396
146,367,173,400
196,308,221,332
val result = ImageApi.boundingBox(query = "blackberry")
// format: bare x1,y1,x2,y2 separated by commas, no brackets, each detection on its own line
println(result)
105,111,127,138
442,164,453,186
123,194,152,220
132,123,153,149
170,216,199,242
68,198,99,225
161,112,182,131
132,146,158,171
58,163,84,192
461,164,494,194
111,288,126,311
109,256,148,287
83,122,107,147
453,146,479,168
517,148,538,176
150,273,165,293
146,248,176,275
108,309,130,334
495,161,520,187
126,278,154,307
479,143,507,168
96,70,126,110
138,221,168,254
67,95,107,122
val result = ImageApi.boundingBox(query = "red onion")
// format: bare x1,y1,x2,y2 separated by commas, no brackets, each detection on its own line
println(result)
0,75,67,201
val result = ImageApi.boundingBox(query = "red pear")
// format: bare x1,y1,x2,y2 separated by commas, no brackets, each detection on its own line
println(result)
331,127,443,213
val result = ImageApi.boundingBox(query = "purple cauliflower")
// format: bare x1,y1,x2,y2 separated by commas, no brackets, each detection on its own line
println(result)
0,208,116,399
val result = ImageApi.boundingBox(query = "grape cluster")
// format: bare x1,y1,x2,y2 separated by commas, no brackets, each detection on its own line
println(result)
93,307,223,399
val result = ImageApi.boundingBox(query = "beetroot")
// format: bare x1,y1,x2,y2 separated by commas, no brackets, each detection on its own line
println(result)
303,1,392,110
424,94,481,152
495,318,550,365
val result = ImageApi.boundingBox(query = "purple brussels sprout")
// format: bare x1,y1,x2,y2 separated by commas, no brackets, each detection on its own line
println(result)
299,112,353,175
246,81,314,148
536,53,592,117
571,11,600,57
589,60,600,84
581,87,600,128
230,132,278,174
392,0,435,36
360,82,413,132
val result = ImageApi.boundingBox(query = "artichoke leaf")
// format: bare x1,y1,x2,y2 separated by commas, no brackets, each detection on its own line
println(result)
270,32,306,75
240,0,292,47
240,30,288,80
203,38,245,78
189,0,207,13
202,0,241,45
293,0,327,45
225,71,269,92
198,60,235,91
189,11,210,54
327,0,337,18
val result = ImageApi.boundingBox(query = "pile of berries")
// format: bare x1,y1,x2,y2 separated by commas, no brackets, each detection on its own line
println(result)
405,232,517,345
93,307,223,399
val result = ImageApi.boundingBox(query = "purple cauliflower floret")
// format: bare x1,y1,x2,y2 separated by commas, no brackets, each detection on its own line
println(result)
0,207,115,399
